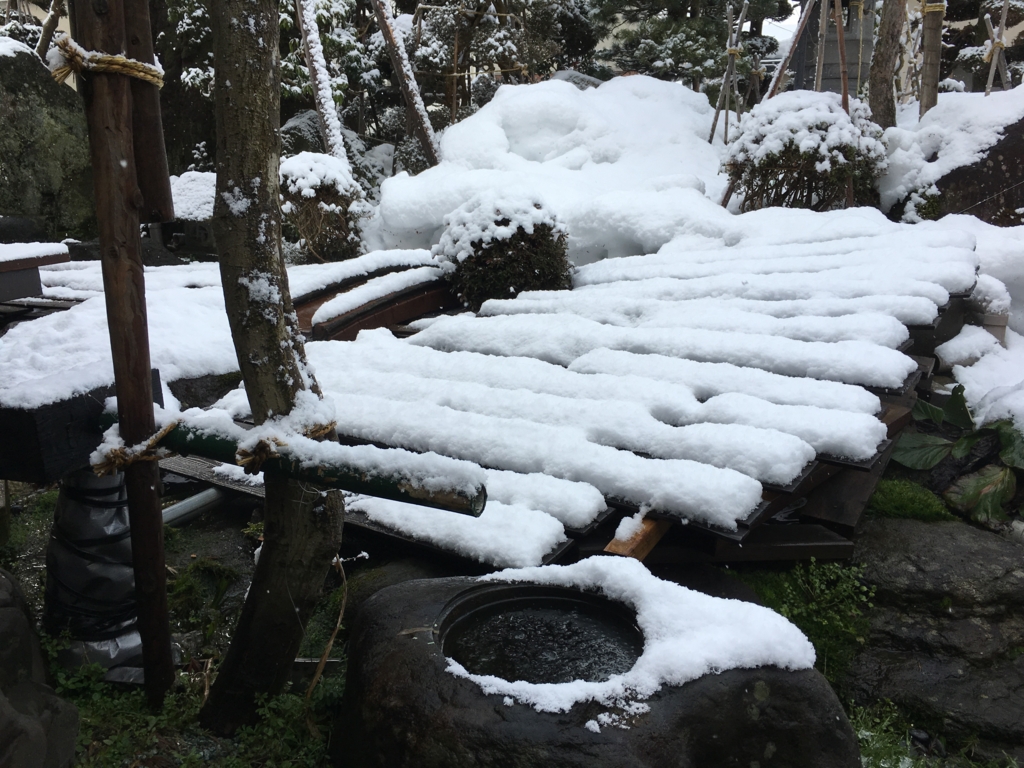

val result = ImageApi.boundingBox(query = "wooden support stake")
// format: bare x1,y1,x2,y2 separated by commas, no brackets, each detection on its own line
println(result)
369,0,441,166
919,0,945,116
68,0,174,708
708,1,748,143
767,0,818,99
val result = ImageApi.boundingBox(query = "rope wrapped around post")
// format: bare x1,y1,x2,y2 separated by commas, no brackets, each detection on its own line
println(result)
51,35,164,87
92,421,178,476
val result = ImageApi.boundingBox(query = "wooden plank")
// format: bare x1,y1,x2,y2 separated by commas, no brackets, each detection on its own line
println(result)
641,523,854,564
312,283,460,341
818,438,892,472
798,440,896,536
292,265,421,333
603,518,672,560
159,455,264,498
880,403,913,438
0,251,70,273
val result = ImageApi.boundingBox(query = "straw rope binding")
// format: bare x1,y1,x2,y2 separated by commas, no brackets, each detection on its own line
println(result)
52,36,164,88
93,421,178,476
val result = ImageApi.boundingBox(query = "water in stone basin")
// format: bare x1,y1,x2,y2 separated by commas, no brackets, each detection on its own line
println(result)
443,597,644,684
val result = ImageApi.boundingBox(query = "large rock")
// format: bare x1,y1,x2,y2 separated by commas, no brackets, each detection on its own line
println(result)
0,568,78,768
926,115,1024,226
334,576,859,768
0,40,96,241
846,519,1024,761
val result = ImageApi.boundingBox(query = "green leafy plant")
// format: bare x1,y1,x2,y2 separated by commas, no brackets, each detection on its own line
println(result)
891,384,1024,523
740,559,874,685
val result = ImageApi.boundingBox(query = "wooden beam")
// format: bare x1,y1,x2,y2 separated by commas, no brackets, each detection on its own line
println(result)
604,518,672,560
68,0,174,708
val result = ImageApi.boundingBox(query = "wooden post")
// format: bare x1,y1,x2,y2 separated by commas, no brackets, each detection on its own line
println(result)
369,0,440,166
833,0,850,113
919,0,944,116
124,0,174,224
68,0,175,708
766,0,819,98
815,0,828,90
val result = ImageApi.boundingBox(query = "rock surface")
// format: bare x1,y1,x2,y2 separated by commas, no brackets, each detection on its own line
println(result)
846,519,1024,761
0,568,79,768
334,576,860,768
0,41,95,241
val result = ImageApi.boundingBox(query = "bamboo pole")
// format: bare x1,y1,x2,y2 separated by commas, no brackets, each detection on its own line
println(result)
709,1,748,142
833,0,850,113
767,0,818,99
68,0,175,708
984,0,1011,95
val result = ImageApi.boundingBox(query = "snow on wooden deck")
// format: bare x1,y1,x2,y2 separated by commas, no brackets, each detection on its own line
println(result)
0,220,981,567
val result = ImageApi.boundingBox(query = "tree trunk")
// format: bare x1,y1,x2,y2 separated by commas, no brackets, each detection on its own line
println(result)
869,0,906,128
295,0,348,160
919,2,944,116
201,0,344,735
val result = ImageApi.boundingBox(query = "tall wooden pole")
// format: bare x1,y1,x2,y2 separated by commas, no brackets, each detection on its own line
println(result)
68,0,175,709
766,0,819,98
815,0,828,90
919,0,945,116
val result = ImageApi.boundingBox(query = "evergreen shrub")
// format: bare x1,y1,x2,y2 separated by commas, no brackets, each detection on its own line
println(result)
432,194,573,311
725,90,887,211
280,151,366,262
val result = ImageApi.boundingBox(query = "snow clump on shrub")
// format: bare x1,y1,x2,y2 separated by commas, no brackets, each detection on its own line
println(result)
725,90,887,212
280,151,368,262
432,192,573,311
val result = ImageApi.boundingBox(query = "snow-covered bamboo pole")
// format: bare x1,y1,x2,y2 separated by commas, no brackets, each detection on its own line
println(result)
369,0,441,166
295,0,350,163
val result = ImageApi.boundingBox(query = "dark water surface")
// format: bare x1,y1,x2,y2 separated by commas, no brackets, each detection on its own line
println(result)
444,599,643,684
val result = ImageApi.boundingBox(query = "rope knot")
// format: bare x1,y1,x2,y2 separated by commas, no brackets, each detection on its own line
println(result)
52,36,164,88
93,421,178,476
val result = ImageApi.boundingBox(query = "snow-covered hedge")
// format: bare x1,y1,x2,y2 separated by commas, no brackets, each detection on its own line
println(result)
725,91,887,212
432,193,573,310
280,151,367,262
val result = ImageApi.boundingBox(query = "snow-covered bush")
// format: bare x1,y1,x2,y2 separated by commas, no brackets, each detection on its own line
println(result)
280,151,366,262
725,91,887,212
432,194,573,311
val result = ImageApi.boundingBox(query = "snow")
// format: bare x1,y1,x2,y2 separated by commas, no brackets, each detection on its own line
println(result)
953,329,1024,430
0,37,33,58
936,325,1001,368
410,313,919,388
447,557,815,713
348,495,567,568
0,241,68,264
169,172,216,221
296,0,349,164
279,151,359,203
288,248,435,302
725,91,886,177
431,191,564,265
310,265,441,325
969,273,1012,315
366,76,724,263
880,86,1024,216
